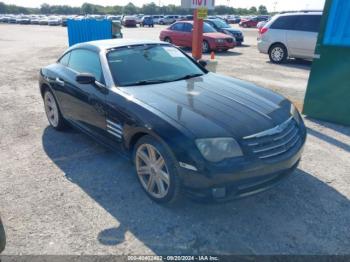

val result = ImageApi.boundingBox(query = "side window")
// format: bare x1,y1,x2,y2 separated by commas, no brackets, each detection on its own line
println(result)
59,52,71,66
68,49,104,83
295,15,322,33
270,15,299,30
183,23,193,32
171,23,184,31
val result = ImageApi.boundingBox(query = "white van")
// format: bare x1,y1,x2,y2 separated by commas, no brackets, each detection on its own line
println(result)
258,11,322,63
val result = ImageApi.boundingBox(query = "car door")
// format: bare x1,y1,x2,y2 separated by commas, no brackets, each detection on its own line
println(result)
55,48,108,138
287,15,321,59
182,23,193,47
169,23,186,46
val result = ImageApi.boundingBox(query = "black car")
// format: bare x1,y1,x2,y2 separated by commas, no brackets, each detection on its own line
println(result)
0,216,5,253
205,18,244,45
39,40,306,204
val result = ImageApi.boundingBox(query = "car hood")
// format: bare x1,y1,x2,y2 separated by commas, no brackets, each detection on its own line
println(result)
221,27,242,33
121,73,291,139
204,32,232,39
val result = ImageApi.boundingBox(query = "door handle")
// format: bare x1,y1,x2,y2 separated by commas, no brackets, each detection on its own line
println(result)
55,77,65,86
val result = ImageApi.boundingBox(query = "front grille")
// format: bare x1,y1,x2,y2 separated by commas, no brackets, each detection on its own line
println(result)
243,117,302,160
233,33,242,37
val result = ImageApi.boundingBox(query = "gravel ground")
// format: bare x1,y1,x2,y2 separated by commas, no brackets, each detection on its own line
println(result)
0,24,349,255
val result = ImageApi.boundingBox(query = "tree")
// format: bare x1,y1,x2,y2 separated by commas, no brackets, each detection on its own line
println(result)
82,3,94,14
123,2,137,14
0,2,6,13
249,6,257,14
142,2,157,15
258,5,268,15
40,3,51,14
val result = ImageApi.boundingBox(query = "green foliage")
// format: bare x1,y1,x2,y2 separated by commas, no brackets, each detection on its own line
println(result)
0,1,268,16
258,5,268,15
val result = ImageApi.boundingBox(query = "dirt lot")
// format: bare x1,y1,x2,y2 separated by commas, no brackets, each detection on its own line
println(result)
0,24,350,255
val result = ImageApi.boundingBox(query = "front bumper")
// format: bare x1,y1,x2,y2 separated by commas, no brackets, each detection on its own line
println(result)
211,41,235,51
180,144,304,201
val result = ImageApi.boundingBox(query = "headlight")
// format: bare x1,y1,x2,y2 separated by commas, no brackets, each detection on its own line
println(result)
290,103,300,124
195,138,243,162
215,39,225,43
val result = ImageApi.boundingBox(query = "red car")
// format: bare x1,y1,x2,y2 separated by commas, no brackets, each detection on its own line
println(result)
159,21,235,53
122,16,137,27
239,16,269,28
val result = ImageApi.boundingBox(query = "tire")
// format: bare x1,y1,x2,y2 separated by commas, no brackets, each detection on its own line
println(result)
202,40,210,53
269,43,288,64
164,37,172,44
243,23,248,28
0,218,5,254
43,89,67,131
133,135,182,204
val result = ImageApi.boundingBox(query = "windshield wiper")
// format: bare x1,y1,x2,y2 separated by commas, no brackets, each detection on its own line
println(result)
172,73,204,81
123,79,170,86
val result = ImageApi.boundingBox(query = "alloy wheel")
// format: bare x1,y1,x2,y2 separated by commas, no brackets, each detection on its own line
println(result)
44,92,59,127
135,144,170,199
271,47,284,62
202,41,209,53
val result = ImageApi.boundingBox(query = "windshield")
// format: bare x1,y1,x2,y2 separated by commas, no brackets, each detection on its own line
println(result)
210,19,229,29
203,23,217,33
107,45,205,87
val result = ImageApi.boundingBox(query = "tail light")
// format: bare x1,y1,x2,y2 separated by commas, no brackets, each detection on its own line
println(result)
260,27,268,35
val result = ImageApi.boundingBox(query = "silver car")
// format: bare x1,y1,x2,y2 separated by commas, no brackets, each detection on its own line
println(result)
257,12,322,63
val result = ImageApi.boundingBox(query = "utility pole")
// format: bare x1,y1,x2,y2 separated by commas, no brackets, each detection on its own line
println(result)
273,1,278,12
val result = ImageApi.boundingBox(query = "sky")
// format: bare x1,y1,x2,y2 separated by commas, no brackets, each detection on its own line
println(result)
2,0,326,12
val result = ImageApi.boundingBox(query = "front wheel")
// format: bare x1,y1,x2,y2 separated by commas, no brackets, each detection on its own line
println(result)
134,135,182,204
202,40,210,53
269,44,288,64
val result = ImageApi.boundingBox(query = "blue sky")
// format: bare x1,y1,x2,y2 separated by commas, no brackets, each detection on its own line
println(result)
2,0,326,12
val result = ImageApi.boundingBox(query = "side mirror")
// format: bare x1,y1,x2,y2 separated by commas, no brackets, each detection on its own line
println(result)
76,73,95,85
198,60,207,68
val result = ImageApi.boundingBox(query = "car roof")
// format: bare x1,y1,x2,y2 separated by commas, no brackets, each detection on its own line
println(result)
70,39,167,52
278,11,322,17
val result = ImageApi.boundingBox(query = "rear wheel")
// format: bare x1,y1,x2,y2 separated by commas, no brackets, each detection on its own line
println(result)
164,37,172,44
43,89,66,130
269,43,288,64
134,135,182,204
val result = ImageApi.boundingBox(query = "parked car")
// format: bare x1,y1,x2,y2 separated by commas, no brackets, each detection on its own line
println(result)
107,15,122,22
39,17,49,25
140,16,154,27
239,16,268,28
159,15,178,25
0,216,5,253
8,15,17,24
226,15,241,24
160,21,235,53
258,11,322,63
39,39,306,204
16,15,31,24
152,15,164,24
48,16,62,26
135,15,144,25
30,16,40,25
205,18,244,45
122,16,137,27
